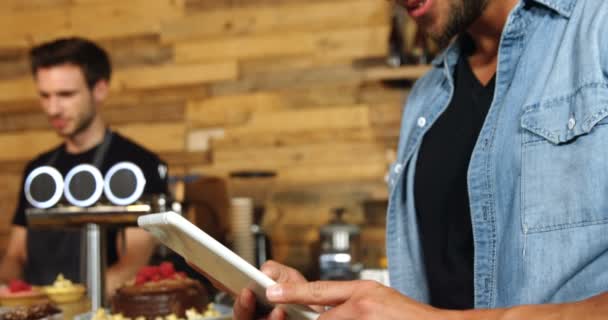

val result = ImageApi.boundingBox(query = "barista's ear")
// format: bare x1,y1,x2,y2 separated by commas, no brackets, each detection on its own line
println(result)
92,79,109,104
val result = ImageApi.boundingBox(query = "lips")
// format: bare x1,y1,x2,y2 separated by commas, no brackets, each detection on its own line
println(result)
403,0,432,18
51,118,67,130
404,0,426,10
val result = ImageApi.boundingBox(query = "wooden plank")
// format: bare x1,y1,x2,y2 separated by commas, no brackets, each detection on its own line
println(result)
0,1,183,48
99,35,173,71
68,0,183,41
211,142,386,170
187,92,285,128
174,25,389,63
191,161,387,186
162,0,388,43
239,54,355,77
0,103,184,132
369,103,404,127
0,50,29,80
0,174,23,195
186,128,225,152
362,64,432,81
111,61,238,91
102,103,185,126
187,85,360,128
358,82,409,106
114,122,186,153
210,63,362,96
0,111,48,132
184,0,333,11
104,83,210,111
0,0,71,12
213,128,377,149
227,105,371,135
0,8,69,49
0,160,26,174
0,130,60,161
0,76,36,103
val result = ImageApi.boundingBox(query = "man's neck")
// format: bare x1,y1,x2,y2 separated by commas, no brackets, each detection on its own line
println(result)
466,0,519,84
64,116,107,154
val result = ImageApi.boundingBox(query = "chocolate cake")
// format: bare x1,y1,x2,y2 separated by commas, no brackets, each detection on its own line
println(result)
111,262,208,319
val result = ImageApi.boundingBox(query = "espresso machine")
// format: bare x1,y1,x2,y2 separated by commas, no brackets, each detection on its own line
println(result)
319,208,361,280
24,161,166,310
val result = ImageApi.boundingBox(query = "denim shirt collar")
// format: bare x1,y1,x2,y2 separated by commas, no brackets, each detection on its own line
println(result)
527,0,576,17
431,39,460,68
431,0,575,67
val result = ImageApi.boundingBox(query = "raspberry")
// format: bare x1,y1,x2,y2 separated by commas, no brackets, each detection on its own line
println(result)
135,274,147,286
8,280,32,293
138,266,159,278
159,262,175,278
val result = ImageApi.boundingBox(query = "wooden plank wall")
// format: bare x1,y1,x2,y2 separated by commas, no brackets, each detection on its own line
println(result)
0,0,409,275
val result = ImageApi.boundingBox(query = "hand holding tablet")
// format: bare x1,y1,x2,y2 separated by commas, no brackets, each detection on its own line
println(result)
137,212,320,320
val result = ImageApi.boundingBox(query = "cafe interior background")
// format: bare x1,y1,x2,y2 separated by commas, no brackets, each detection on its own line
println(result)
0,0,434,283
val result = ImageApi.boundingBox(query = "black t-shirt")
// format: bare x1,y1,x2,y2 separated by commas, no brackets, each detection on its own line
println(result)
414,35,495,309
12,131,168,285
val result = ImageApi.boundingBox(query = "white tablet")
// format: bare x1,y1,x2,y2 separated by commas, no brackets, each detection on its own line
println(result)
137,212,320,320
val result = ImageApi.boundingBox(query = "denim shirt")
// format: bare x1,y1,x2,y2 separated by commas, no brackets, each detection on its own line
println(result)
386,0,608,308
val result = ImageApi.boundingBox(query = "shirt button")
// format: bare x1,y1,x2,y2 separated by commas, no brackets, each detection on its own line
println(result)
417,117,427,128
394,163,403,174
568,117,576,130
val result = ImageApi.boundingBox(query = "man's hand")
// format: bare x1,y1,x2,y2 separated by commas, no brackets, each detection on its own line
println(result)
233,260,314,320
0,226,27,283
266,279,446,320
268,278,608,320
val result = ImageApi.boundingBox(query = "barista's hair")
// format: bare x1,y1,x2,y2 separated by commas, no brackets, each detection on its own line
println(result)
29,37,111,89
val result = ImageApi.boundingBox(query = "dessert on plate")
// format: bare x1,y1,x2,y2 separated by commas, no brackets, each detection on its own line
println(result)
0,302,61,320
42,274,86,304
111,262,209,320
0,280,48,307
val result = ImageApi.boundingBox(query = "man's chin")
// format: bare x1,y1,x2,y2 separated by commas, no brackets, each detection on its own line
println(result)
54,129,72,138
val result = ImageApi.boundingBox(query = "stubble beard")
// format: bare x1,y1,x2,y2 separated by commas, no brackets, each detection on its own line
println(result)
428,0,490,48
65,97,97,140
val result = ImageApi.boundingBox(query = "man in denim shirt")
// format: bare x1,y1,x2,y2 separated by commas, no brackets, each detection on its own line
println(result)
232,0,608,318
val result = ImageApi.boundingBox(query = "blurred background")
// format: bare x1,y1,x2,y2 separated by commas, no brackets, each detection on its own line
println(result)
0,0,432,280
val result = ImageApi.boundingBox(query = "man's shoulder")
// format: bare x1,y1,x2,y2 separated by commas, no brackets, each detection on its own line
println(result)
576,0,608,20
23,144,63,173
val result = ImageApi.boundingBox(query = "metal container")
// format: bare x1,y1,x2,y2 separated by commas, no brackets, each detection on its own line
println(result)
319,208,361,280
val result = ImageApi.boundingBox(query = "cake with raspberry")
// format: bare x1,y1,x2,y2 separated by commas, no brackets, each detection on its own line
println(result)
0,280,48,307
111,262,208,320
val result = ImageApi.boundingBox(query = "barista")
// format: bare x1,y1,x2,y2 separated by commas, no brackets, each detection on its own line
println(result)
0,37,168,298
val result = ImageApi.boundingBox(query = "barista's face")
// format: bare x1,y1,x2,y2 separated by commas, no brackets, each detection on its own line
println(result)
35,64,105,138
397,0,490,47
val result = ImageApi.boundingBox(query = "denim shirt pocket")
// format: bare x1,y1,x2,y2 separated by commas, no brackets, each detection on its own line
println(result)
520,83,608,233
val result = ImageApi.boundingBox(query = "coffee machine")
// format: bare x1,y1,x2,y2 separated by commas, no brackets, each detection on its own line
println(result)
319,208,361,280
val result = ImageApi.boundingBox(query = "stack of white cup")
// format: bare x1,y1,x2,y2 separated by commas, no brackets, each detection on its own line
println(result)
230,197,255,265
